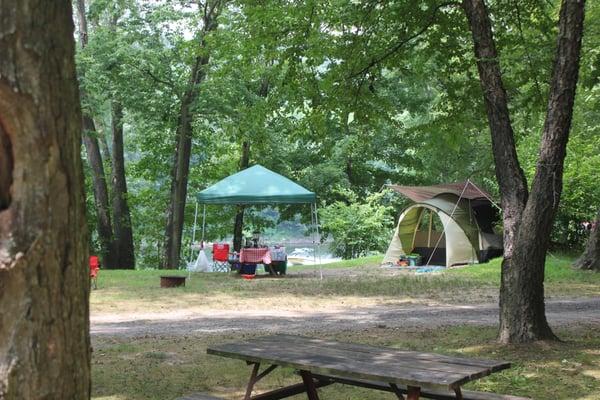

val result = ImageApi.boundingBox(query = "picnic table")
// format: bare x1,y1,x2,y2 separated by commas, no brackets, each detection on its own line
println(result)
207,334,527,400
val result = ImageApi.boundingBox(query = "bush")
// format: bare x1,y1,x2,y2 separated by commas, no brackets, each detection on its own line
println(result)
320,190,394,259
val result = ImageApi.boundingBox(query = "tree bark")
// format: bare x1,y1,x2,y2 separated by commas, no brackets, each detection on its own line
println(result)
162,0,222,269
0,125,12,211
111,101,136,269
463,0,586,343
0,1,91,398
461,0,529,258
574,209,600,271
76,0,117,269
233,141,251,251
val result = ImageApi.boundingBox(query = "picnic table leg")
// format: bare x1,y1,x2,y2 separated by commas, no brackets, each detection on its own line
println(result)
389,383,405,399
299,371,320,400
244,363,260,400
406,386,420,400
454,387,463,400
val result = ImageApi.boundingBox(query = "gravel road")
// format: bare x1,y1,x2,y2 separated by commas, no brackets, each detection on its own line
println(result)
91,297,600,338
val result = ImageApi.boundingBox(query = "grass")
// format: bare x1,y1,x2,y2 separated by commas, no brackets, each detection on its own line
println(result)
90,254,600,400
91,324,600,400
447,254,600,297
91,253,600,315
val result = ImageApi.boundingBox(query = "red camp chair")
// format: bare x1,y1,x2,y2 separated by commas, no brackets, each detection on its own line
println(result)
89,255,100,289
212,243,230,272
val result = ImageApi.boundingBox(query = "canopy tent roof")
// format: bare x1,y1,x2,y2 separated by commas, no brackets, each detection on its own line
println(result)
386,181,492,203
196,165,316,205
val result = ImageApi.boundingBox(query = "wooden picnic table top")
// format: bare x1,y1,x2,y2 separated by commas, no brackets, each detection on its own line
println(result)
207,334,511,391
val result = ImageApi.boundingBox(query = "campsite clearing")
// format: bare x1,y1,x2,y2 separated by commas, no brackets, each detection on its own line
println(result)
90,255,600,316
90,255,600,400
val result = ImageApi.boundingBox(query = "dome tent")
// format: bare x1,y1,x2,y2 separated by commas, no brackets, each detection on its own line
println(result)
383,181,503,267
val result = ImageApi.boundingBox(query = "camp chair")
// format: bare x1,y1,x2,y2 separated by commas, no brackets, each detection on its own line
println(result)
212,243,230,272
89,255,100,289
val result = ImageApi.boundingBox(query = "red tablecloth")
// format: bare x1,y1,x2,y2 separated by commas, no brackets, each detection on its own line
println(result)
240,248,271,264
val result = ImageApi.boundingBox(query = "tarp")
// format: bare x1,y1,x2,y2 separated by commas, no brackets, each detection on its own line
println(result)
196,165,316,205
386,181,492,202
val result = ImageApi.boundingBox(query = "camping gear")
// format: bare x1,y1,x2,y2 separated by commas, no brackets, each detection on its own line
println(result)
212,243,230,272
267,246,287,275
383,180,503,268
270,260,287,275
270,246,287,261
160,275,186,288
396,256,409,267
189,247,210,273
407,254,422,266
189,165,323,279
240,247,271,264
240,263,257,275
89,255,100,290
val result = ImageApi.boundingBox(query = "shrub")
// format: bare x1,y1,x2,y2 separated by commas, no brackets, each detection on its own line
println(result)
320,190,394,259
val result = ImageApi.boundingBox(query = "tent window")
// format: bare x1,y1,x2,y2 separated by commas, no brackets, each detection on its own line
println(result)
417,209,432,231
413,209,445,248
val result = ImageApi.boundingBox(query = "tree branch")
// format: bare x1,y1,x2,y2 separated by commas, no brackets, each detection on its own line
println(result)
348,1,460,79
129,63,178,91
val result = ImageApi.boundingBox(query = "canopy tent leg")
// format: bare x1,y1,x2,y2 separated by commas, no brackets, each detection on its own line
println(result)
311,203,316,275
201,204,207,247
312,202,322,280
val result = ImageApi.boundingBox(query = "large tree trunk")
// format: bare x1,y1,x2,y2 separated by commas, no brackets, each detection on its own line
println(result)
82,119,117,268
76,0,117,269
461,0,529,259
233,141,251,251
574,209,600,271
463,0,586,343
111,101,136,269
0,1,91,398
162,1,222,269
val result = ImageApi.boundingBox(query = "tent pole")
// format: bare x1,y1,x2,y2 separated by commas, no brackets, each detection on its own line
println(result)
201,204,206,245
190,201,199,263
425,181,470,267
427,211,433,247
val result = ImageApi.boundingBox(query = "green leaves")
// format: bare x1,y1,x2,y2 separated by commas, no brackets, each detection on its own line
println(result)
320,190,394,259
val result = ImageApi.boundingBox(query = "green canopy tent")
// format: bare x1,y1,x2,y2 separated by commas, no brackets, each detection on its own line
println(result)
190,165,321,277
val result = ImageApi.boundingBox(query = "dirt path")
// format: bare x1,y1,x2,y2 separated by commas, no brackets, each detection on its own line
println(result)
91,297,600,337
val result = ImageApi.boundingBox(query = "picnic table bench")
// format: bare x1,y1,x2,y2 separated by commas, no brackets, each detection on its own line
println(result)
206,334,529,400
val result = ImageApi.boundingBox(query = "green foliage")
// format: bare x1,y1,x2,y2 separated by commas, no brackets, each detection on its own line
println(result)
320,190,394,259
76,0,600,266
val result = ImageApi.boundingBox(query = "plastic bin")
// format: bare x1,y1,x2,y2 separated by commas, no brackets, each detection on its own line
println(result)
269,260,287,275
407,254,422,266
240,263,257,275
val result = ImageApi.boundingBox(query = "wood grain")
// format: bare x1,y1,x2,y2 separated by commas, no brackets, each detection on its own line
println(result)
207,335,510,390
